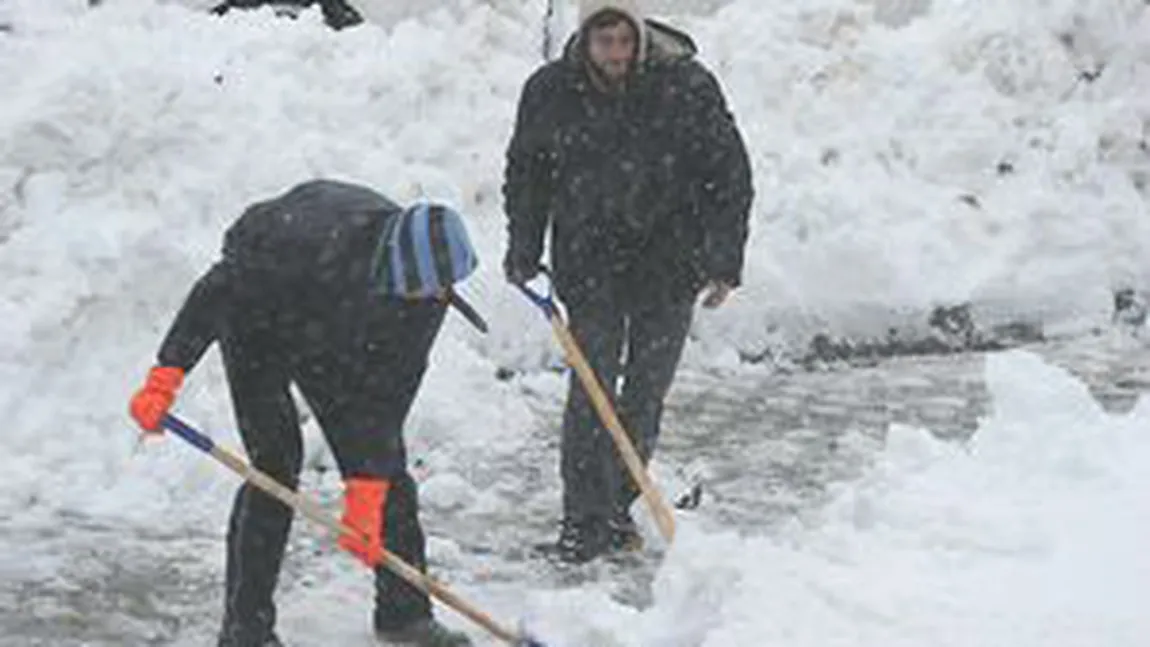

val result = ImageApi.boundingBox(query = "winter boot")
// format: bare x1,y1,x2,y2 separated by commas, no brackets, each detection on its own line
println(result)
217,628,284,647
609,511,644,553
536,517,612,564
375,618,472,646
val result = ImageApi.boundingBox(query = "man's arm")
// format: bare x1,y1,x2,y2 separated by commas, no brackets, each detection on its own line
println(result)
501,67,558,282
155,260,236,371
129,256,238,433
682,62,754,291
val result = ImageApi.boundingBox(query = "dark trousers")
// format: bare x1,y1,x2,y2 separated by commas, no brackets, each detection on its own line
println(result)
560,293,694,525
215,299,443,646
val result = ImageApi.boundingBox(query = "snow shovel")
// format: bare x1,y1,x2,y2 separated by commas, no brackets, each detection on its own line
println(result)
159,413,546,647
514,276,678,544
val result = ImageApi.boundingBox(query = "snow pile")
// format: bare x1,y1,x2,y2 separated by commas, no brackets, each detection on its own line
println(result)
684,0,1150,354
1,0,1146,376
619,350,1147,647
0,0,545,524
264,351,1150,647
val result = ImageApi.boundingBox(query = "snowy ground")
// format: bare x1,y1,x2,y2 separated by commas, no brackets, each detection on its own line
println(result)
1,0,1148,646
2,338,1148,647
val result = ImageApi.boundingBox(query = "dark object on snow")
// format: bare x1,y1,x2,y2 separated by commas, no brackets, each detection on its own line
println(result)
1078,64,1105,84
788,303,1047,371
957,193,982,209
1113,287,1147,332
989,320,1045,345
674,483,703,510
211,0,363,31
928,302,976,343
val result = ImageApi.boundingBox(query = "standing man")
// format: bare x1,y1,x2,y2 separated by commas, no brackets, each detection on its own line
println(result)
501,0,754,564
128,179,482,646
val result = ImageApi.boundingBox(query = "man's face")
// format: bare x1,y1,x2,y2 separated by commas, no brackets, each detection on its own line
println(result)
586,19,637,83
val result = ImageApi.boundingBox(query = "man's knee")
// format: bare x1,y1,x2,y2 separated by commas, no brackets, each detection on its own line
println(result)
246,440,303,488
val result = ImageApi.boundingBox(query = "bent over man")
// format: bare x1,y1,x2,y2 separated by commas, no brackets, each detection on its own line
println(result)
129,179,482,646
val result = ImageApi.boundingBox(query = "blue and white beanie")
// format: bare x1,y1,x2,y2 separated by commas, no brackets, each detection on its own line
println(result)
374,201,479,299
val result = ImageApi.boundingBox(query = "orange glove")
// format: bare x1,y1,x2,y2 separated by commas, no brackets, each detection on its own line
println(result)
339,477,390,567
129,366,185,433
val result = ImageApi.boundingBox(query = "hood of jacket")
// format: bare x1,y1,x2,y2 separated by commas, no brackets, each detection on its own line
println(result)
564,1,697,69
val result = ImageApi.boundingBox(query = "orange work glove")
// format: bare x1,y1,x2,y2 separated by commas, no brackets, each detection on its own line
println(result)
338,477,390,567
128,366,185,433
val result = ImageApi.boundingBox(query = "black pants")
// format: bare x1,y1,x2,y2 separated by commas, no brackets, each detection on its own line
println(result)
215,299,444,646
560,293,694,525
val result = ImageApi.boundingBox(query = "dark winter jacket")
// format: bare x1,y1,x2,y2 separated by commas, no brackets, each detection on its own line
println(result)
501,19,754,306
155,179,446,371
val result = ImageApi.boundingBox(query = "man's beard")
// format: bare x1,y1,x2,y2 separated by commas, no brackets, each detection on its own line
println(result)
588,60,631,92
599,61,629,79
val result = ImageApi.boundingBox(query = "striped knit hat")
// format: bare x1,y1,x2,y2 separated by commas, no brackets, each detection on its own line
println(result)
373,201,486,331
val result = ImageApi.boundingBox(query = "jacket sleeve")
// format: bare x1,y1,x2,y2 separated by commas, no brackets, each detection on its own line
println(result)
682,62,754,288
155,259,236,372
501,67,558,274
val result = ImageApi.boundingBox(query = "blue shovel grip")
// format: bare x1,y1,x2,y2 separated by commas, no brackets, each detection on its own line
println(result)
161,414,215,454
515,267,560,319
